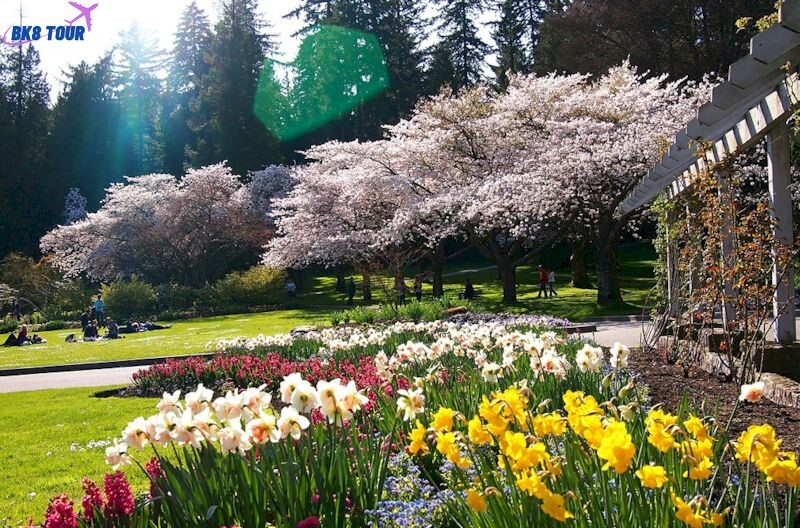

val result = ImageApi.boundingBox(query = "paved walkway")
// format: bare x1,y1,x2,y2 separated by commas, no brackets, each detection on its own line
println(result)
0,366,140,394
0,319,645,394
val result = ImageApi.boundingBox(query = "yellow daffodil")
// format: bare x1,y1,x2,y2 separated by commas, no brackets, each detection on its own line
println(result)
431,407,456,432
635,464,669,488
683,457,713,481
407,420,428,456
466,489,487,512
597,420,636,474
468,415,493,446
533,412,567,437
540,489,574,523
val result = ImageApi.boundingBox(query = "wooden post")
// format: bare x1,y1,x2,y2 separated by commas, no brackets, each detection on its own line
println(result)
768,121,796,344
717,169,737,330
665,209,680,317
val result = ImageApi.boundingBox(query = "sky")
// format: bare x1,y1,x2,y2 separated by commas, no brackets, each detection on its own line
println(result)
0,0,306,98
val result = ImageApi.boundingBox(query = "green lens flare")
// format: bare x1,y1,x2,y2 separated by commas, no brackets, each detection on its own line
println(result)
254,25,390,142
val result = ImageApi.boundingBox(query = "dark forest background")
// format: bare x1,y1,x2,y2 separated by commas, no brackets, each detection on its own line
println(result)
0,0,775,258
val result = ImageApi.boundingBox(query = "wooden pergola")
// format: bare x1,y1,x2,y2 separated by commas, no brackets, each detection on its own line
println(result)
620,1,800,343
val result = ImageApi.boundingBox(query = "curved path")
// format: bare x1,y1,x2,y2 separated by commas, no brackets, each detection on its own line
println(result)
0,319,647,394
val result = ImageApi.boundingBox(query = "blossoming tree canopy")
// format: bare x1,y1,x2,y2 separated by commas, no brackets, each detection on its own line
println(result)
40,163,290,286
264,62,704,305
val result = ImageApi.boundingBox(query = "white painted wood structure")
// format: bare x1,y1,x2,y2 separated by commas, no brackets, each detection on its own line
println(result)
620,1,800,343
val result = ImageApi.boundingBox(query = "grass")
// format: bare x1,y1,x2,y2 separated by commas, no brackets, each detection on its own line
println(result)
0,386,157,525
314,242,657,322
0,243,656,370
0,309,330,370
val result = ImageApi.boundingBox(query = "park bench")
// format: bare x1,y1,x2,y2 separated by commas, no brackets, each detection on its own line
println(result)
562,324,597,335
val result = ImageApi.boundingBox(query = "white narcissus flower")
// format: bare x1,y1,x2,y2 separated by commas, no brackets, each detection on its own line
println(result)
156,390,182,414
122,416,151,450
246,411,281,444
481,362,503,382
185,384,213,414
105,439,131,469
575,344,604,373
323,401,354,426
396,388,425,422
171,410,204,448
218,423,252,455
213,391,244,423
280,373,305,404
339,380,369,412
317,379,343,414
291,380,320,414
609,342,630,369
240,384,271,413
146,412,174,447
278,406,310,440
739,381,765,403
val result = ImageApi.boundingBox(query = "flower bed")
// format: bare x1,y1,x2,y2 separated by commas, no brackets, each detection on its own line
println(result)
31,315,800,527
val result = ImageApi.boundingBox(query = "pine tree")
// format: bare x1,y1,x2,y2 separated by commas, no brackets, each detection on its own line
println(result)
492,0,529,90
200,0,281,173
47,54,121,208
285,0,426,148
115,23,165,175
0,44,51,256
435,0,489,90
166,1,213,173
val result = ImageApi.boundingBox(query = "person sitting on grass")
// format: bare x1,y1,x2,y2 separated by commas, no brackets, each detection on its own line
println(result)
3,332,17,347
105,318,120,339
17,324,30,346
460,279,476,300
83,320,99,342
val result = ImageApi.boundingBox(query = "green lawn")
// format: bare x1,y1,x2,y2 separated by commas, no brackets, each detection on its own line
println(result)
0,387,157,525
291,242,657,322
0,243,656,370
440,243,658,321
0,309,330,370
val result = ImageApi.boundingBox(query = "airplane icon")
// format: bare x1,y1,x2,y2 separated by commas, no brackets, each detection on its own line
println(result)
64,2,98,32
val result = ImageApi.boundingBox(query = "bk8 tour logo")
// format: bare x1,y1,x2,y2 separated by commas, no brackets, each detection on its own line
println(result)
2,2,97,46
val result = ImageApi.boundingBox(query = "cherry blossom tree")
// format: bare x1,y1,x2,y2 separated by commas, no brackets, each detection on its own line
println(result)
41,163,286,286
497,64,704,305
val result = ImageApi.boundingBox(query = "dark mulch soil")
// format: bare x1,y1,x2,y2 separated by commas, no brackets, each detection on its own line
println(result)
630,350,800,454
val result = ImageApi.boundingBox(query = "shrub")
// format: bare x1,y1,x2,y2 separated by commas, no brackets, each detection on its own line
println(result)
154,283,201,313
101,278,157,320
0,315,16,333
39,319,66,331
213,266,288,309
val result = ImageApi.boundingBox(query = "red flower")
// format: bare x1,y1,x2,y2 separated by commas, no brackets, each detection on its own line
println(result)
103,471,135,518
43,494,77,528
80,478,104,521
296,516,321,528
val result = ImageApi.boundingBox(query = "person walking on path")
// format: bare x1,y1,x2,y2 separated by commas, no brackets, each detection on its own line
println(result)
548,269,558,297
413,275,423,302
537,265,549,298
397,279,408,305
11,300,20,321
346,277,357,306
94,295,105,327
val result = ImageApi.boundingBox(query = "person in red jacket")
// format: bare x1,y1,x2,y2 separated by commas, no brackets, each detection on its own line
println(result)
537,265,549,299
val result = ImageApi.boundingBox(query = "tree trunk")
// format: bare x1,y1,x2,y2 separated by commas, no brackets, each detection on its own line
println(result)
498,259,517,304
431,247,444,297
335,267,346,293
570,242,592,288
361,272,372,302
595,242,622,306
